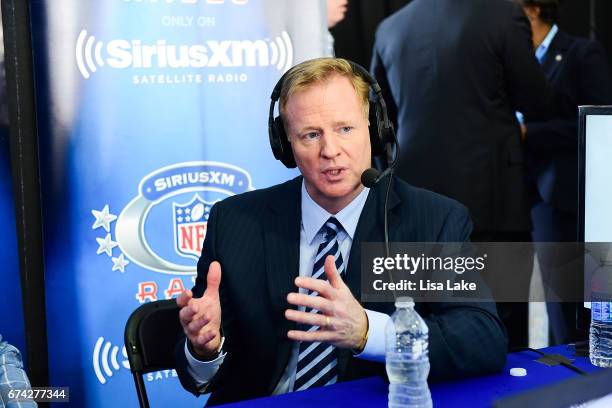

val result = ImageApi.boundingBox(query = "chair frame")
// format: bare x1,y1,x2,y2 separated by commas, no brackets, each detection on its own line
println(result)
124,299,183,408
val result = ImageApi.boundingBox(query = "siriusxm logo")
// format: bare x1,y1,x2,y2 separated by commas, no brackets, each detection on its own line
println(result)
76,29,293,79
93,337,129,385
92,335,180,384
115,162,253,275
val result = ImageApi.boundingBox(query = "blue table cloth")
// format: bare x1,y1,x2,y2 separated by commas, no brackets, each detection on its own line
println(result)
219,346,600,407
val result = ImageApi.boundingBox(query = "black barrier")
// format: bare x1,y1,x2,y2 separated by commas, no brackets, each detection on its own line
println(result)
2,0,49,386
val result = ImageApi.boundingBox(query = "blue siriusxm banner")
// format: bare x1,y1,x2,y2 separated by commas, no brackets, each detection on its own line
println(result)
30,0,327,406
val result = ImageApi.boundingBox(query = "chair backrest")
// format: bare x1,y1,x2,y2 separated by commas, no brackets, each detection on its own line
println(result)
124,299,183,374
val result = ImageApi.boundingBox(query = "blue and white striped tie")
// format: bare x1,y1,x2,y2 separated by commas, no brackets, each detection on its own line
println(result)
293,217,345,391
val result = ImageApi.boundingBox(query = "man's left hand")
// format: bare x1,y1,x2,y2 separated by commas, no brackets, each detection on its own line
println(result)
285,255,368,350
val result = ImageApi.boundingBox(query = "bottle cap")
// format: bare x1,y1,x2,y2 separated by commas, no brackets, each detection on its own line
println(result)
510,367,527,377
395,296,415,308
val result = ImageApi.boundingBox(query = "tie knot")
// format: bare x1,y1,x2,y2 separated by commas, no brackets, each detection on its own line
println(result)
322,217,343,240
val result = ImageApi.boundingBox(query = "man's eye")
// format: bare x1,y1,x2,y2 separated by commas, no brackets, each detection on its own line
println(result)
340,126,352,134
303,132,319,140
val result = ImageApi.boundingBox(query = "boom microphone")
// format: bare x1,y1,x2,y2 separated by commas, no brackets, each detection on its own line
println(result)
361,167,392,188
361,163,397,299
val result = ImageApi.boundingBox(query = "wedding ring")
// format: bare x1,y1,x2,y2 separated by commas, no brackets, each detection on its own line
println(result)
325,316,331,328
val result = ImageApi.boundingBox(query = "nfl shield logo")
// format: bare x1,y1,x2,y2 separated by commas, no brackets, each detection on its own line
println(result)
173,194,214,260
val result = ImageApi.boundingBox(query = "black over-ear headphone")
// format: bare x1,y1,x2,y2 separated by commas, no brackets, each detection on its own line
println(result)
268,59,396,169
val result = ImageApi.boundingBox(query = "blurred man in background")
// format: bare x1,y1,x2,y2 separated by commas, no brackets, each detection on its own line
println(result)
518,0,612,345
371,0,562,348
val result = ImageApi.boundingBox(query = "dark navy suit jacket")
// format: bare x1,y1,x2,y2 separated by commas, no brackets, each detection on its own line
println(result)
371,0,565,233
526,30,612,214
175,176,507,405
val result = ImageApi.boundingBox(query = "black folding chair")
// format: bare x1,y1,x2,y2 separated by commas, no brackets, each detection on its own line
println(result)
124,299,183,408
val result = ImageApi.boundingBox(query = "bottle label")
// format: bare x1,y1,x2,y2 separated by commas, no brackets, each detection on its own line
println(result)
412,340,424,358
592,301,612,323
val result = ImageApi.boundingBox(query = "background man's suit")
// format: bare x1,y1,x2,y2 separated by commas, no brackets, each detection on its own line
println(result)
526,29,612,344
175,176,507,405
527,29,612,223
370,0,562,347
371,0,557,233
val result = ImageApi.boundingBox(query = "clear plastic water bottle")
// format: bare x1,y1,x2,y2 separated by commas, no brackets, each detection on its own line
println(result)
385,297,432,408
589,260,612,368
590,301,612,367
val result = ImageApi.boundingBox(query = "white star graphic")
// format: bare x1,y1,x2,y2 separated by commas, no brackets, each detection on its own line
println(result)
111,253,130,273
91,205,117,232
96,233,118,256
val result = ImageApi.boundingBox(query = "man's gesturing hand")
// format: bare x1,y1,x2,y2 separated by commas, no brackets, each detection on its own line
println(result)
177,261,222,360
285,255,368,351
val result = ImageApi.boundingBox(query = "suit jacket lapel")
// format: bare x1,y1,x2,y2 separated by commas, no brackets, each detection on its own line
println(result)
264,177,302,391
541,30,568,80
337,176,401,379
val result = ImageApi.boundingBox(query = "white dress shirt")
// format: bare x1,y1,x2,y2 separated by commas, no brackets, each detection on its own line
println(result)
535,24,558,64
185,181,390,392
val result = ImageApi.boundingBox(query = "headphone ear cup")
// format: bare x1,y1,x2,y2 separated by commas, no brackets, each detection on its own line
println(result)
270,116,284,159
368,101,384,157
273,116,297,168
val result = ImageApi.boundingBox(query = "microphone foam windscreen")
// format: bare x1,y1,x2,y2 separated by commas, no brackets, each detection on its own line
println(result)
361,168,380,188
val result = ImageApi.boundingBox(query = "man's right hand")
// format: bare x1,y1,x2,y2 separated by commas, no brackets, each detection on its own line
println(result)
177,261,222,360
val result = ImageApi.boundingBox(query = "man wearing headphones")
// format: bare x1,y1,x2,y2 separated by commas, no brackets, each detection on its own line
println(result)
174,58,507,405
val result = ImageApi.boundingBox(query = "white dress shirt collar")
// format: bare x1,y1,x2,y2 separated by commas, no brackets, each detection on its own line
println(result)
301,181,370,245
536,24,558,63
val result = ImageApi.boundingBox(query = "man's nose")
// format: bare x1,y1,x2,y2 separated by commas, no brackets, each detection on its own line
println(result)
320,134,341,159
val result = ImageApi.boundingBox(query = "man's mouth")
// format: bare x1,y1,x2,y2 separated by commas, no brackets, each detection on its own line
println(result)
322,168,345,179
